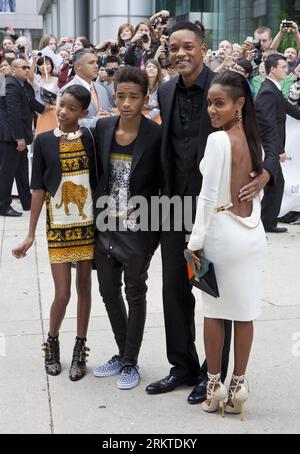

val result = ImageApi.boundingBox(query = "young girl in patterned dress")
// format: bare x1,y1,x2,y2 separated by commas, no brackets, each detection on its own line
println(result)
12,85,98,382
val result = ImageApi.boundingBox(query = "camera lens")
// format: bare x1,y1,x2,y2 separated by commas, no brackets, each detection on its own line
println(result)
254,49,263,65
106,68,116,77
110,45,119,56
142,34,150,44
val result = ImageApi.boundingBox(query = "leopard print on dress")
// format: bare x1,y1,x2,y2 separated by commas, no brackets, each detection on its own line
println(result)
55,181,88,220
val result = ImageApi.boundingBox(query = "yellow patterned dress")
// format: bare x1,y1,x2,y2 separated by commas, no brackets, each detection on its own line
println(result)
46,137,95,264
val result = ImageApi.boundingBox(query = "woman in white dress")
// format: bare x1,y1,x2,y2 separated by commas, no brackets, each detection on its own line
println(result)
187,71,267,419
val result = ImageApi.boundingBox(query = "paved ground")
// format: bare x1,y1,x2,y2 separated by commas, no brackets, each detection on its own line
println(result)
0,199,300,435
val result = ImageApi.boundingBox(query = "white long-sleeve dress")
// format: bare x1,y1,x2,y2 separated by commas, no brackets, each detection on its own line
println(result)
188,131,267,322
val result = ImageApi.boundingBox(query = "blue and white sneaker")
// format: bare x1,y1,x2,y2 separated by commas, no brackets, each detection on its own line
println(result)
93,355,124,377
117,364,140,390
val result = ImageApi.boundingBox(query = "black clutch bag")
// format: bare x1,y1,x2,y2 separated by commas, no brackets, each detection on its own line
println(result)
184,249,220,299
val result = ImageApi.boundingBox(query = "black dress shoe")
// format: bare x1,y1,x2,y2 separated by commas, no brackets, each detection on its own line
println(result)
187,379,208,405
265,226,288,233
0,207,22,217
146,374,199,395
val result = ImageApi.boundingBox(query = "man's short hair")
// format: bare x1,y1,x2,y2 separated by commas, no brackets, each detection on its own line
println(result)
72,48,95,66
265,54,286,75
114,66,148,96
170,21,206,42
255,26,272,38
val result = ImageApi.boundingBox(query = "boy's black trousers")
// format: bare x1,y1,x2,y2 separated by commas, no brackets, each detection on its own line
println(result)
95,230,157,365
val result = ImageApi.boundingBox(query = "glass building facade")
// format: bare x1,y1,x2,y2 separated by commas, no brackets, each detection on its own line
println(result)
157,0,300,49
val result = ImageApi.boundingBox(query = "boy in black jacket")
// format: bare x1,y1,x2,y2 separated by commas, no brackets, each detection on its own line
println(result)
93,67,162,389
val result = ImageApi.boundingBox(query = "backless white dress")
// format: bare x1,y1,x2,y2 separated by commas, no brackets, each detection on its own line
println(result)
188,131,267,321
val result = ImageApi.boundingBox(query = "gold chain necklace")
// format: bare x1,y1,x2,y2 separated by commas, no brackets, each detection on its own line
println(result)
53,127,83,141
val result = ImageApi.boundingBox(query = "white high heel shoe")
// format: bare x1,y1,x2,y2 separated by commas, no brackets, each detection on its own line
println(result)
224,375,249,421
201,372,228,417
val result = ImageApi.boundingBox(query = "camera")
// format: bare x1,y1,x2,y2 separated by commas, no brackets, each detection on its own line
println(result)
37,51,43,58
97,43,110,53
282,20,294,29
252,39,263,65
212,50,220,57
252,39,261,49
110,44,120,56
17,45,26,54
106,68,117,77
159,53,171,68
153,16,168,30
141,34,150,44
63,42,73,51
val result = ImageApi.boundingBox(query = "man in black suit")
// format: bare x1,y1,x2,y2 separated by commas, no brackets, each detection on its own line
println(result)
0,59,45,217
254,54,300,233
145,22,232,404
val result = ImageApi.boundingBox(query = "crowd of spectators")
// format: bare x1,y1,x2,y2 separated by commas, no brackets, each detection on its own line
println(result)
1,13,300,221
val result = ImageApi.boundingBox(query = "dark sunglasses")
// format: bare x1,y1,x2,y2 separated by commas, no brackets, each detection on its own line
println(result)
17,66,30,70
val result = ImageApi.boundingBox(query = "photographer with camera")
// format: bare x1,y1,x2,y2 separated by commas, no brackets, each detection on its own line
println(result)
56,40,76,89
15,36,31,60
272,21,300,51
95,40,120,68
271,21,300,74
117,24,135,60
154,32,170,67
28,54,59,134
124,21,158,69
97,56,120,108
211,40,235,72
150,10,170,41
241,28,273,76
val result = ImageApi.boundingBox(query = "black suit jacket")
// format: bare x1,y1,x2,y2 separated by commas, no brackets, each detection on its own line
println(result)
94,115,162,253
256,78,300,181
94,115,162,203
158,66,216,197
31,128,98,197
0,76,44,145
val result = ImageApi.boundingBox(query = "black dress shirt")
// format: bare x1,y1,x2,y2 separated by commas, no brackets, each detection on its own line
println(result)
170,66,208,196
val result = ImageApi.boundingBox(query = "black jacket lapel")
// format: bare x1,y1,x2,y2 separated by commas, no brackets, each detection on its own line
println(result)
102,116,119,189
160,77,178,155
43,133,61,197
130,116,149,177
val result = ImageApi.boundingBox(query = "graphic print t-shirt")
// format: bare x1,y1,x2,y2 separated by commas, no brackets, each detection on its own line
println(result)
108,137,136,218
